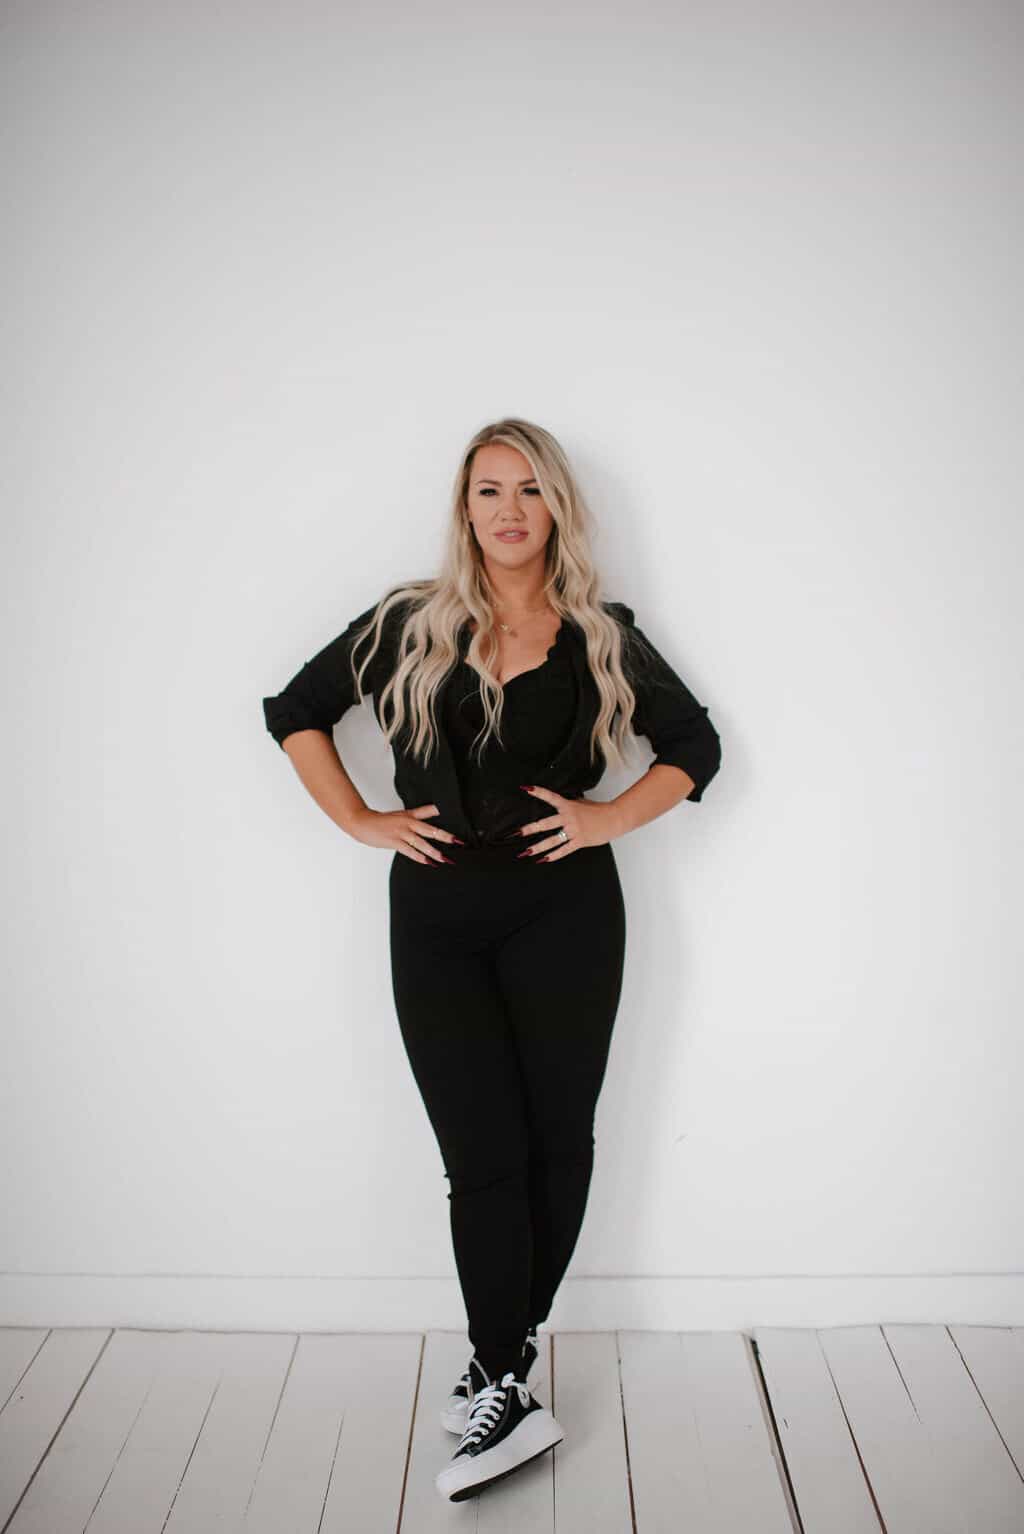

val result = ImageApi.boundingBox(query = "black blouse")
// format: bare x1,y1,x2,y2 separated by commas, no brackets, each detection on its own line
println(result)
445,619,578,846
262,597,722,850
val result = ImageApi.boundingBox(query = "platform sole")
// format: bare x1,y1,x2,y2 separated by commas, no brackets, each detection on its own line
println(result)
435,1408,564,1502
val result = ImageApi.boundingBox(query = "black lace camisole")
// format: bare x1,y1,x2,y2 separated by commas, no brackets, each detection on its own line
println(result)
442,619,579,849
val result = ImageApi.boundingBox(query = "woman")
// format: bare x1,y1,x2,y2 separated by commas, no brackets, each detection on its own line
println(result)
262,417,722,1503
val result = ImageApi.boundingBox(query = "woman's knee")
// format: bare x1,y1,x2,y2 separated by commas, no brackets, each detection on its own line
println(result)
444,1157,530,1199
527,1127,596,1170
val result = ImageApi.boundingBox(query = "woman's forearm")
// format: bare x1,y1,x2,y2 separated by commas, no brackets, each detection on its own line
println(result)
609,763,696,839
281,734,695,844
282,729,368,836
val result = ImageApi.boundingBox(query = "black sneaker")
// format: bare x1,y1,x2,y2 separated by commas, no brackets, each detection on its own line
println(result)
435,1368,563,1502
440,1329,540,1435
439,1353,492,1435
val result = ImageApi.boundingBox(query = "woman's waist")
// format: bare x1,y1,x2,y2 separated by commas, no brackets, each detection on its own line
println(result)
457,785,550,843
437,832,609,872
442,837,540,870
447,791,596,868
455,811,548,861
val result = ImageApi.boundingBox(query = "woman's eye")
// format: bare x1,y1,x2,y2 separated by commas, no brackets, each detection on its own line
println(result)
478,487,540,496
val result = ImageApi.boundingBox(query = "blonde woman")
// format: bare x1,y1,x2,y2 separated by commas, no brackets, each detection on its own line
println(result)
262,417,722,1502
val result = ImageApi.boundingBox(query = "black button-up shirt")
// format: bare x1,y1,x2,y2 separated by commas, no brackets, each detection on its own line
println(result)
262,598,722,845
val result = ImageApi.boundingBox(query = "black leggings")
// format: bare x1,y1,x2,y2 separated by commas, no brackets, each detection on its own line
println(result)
388,839,627,1383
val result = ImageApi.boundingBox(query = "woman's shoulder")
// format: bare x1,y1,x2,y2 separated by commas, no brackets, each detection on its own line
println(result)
600,598,636,626
352,581,434,636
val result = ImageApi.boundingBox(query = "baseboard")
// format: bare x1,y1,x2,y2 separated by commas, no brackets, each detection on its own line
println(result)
2,1272,1022,1330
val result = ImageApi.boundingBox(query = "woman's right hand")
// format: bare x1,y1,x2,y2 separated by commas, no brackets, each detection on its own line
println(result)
347,804,464,865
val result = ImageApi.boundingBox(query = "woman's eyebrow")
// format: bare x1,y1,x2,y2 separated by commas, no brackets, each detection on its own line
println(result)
474,477,537,485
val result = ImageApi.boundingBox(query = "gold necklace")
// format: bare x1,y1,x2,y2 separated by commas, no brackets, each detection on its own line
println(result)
495,603,552,639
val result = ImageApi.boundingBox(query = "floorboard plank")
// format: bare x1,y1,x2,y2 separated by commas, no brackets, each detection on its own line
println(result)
0,1329,52,1410
619,1329,715,1530
314,1333,422,1534
0,1328,109,1529
884,1323,1024,1534
621,1329,802,1532
948,1326,1024,1483
160,1330,294,1534
549,1331,633,1532
6,1328,168,1534
242,1331,420,1534
83,1329,225,1534
397,1331,470,1531
820,1324,962,1534
753,1326,880,1532
680,1331,794,1533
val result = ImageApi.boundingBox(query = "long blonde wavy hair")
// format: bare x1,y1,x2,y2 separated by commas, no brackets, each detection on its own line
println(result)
345,417,646,773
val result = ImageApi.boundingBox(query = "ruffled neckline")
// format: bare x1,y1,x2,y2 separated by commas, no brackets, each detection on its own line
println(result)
457,617,568,685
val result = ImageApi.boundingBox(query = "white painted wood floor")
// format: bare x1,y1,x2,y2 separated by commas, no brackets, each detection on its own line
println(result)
1,1325,1022,1531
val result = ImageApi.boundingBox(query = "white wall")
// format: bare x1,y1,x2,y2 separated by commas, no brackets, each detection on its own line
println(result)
3,0,1021,1331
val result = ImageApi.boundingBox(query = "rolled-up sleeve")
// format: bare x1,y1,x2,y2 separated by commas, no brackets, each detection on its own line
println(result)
262,602,380,749
614,602,722,802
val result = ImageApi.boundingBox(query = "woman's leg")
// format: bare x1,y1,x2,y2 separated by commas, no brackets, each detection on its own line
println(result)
492,845,627,1329
388,858,534,1382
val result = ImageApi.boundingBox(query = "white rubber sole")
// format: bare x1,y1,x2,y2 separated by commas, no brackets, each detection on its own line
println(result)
435,1408,564,1502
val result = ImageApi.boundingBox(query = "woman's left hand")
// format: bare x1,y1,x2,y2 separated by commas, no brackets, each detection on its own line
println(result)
516,786,621,861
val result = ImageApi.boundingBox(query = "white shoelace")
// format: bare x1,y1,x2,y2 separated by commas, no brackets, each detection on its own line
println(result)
459,1373,530,1447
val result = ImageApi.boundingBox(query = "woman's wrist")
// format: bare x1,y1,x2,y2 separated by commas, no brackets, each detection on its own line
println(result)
599,797,630,842
609,766,694,838
339,803,372,838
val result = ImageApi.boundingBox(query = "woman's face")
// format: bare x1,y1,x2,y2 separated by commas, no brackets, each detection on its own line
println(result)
465,442,555,572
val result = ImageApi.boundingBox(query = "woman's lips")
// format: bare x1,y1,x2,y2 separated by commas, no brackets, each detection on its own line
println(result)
495,530,528,541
